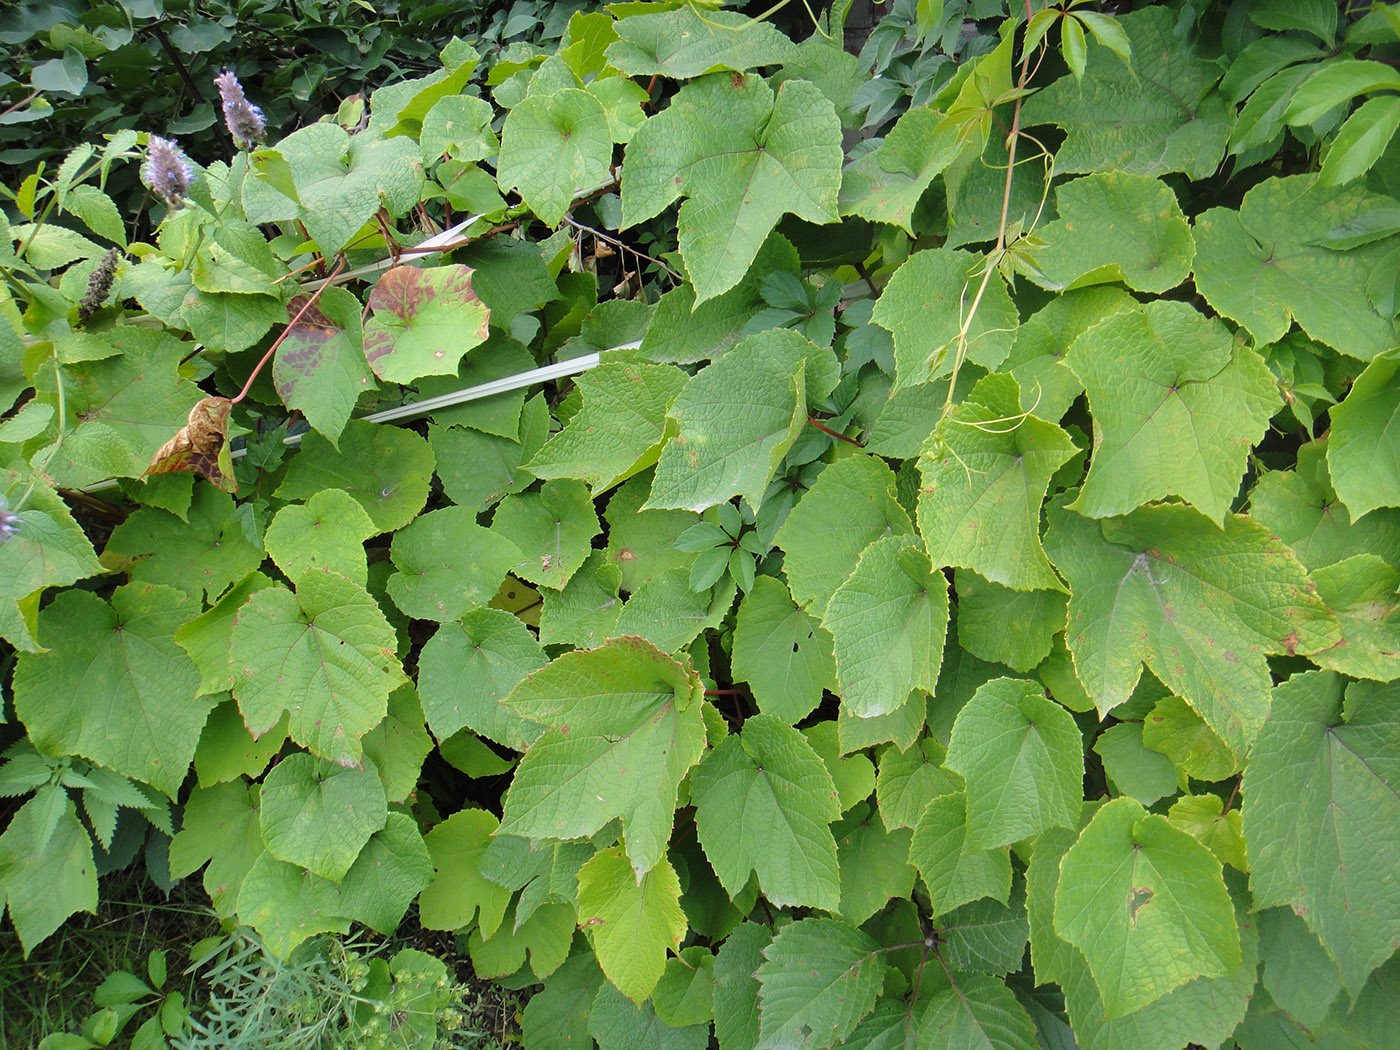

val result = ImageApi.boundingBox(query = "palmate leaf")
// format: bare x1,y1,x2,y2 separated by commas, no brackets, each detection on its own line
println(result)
0,791,97,955
1326,352,1400,521
1053,797,1241,1019
755,918,886,1050
689,714,840,911
576,845,687,1004
621,73,841,304
419,809,513,937
907,792,1012,917
731,575,836,725
263,488,378,587
713,922,769,1050
497,88,612,227
1044,499,1339,756
14,584,210,798
1063,301,1279,523
273,286,371,448
229,570,406,768
589,982,708,1050
606,5,798,78
387,505,524,621
1309,554,1400,681
362,264,491,384
1243,671,1400,999
499,637,705,878
917,970,1039,1050
916,372,1076,590
838,106,962,235
257,752,387,883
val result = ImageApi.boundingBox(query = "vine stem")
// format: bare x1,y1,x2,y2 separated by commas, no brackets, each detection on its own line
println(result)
230,256,346,405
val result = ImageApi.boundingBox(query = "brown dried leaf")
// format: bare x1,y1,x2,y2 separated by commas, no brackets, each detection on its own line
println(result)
144,396,237,493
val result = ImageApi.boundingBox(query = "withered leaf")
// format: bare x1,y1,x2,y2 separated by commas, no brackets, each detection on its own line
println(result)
144,396,237,493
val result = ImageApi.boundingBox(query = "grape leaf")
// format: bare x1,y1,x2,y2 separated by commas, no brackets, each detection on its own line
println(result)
907,792,1012,916
774,453,912,617
235,853,350,957
499,637,705,878
429,396,549,514
0,793,97,955
521,953,604,1050
104,485,263,603
361,264,491,384
1092,723,1179,806
539,549,623,649
1166,795,1247,873
1193,175,1400,359
833,802,915,925
194,698,286,786
387,505,524,620
257,752,387,883
468,899,575,980
874,738,959,832
732,575,836,725
1243,671,1400,998
823,535,950,719
713,922,770,1050
871,245,1018,392
646,329,809,513
359,684,431,803
1256,906,1342,1030
1028,171,1193,293
14,584,209,798
330,811,432,935
1309,554,1400,681
689,713,840,910
527,360,687,493
576,845,687,1003
1003,287,1133,422
838,106,962,234
1327,352,1400,521
1063,301,1279,523
917,970,1038,1050
273,286,372,447
606,5,798,78
1141,694,1237,783
276,419,436,533
1044,499,1339,756
1054,797,1241,1018
945,677,1084,849
0,480,104,652
1020,6,1233,179
264,488,378,588
168,780,264,918
604,473,700,592
229,570,405,768
934,879,1029,976
755,918,886,1050
492,479,601,591
497,88,612,227
916,372,1076,590
621,74,840,304
589,981,708,1050
417,607,548,750
419,808,513,937
954,572,1065,672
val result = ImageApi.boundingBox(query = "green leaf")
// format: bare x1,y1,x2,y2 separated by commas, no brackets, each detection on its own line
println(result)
916,372,1076,589
1020,6,1233,179
235,853,349,957
1243,672,1400,998
421,94,497,162
522,953,605,1050
0,482,104,652
500,637,705,877
653,945,714,1028
871,246,1017,392
14,585,209,798
1193,175,1400,359
1256,906,1342,1030
774,453,912,617
945,677,1083,849
362,264,491,384
755,918,886,1050
229,571,405,767
1141,694,1237,784
822,535,949,719
528,361,688,493
332,812,432,934
1249,0,1338,44
1028,172,1194,293
689,714,840,910
167,780,264,917
646,329,811,512
276,419,436,533
1250,438,1400,571
1328,353,1400,520
606,6,798,78
1166,795,1247,873
417,329,534,437
418,808,512,937
1054,797,1240,1018
263,126,421,253
935,880,1029,975
1092,722,1179,806
874,738,959,831
417,606,548,750
387,505,524,620
430,395,549,514
603,473,699,591
1320,95,1400,186
917,970,1038,1050
104,485,263,603
1309,554,1400,680
589,981,708,1050
1003,287,1132,424
497,89,612,227
838,106,962,234
539,549,623,649
732,575,836,724
1044,499,1338,756
621,74,840,304
360,684,431,803
258,752,387,883
833,802,914,925
576,845,687,1003
907,791,1012,916
468,899,575,981
713,922,770,1050
1064,301,1278,522
954,572,1065,672
489,479,601,591
264,488,378,588
803,721,875,812
0,793,97,954
1284,58,1400,127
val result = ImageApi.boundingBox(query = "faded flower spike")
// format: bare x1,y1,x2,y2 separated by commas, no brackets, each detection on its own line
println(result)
141,136,194,209
0,499,20,543
214,70,266,149
78,248,120,323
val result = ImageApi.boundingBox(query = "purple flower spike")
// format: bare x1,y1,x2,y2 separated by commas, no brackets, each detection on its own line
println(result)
0,499,21,543
214,70,267,150
142,136,194,209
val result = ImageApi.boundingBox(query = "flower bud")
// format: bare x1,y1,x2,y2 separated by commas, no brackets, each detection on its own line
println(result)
78,248,120,323
141,136,194,209
214,70,267,150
